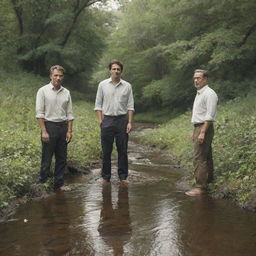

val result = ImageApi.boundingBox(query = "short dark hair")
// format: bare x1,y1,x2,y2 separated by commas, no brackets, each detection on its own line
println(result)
194,69,208,78
108,59,123,71
50,65,65,75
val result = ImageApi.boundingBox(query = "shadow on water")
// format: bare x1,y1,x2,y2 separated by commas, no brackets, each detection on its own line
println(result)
0,123,256,256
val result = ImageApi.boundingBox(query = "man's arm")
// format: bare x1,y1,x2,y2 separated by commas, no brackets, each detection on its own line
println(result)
66,92,74,143
96,110,103,125
36,89,49,142
126,84,135,133
66,120,73,143
94,83,104,126
197,121,212,144
37,118,50,142
94,83,103,126
126,110,134,133
198,91,218,144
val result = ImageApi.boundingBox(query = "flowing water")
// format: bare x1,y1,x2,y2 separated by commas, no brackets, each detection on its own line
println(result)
0,124,255,256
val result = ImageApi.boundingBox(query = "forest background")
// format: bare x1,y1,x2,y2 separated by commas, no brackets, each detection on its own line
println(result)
0,0,256,212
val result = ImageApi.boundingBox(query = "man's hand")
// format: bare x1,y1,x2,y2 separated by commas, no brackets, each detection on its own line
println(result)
66,131,72,143
41,131,50,142
198,131,205,144
126,122,132,133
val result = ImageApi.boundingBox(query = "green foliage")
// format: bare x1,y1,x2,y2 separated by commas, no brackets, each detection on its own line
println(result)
93,0,256,112
0,0,112,92
140,94,256,209
0,71,100,210
68,102,101,168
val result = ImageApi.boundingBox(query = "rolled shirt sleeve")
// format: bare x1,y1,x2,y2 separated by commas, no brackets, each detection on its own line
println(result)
66,92,74,121
36,88,45,119
127,85,135,112
205,91,218,121
94,83,103,111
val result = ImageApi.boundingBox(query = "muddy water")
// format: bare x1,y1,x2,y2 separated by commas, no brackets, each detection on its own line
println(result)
0,124,256,256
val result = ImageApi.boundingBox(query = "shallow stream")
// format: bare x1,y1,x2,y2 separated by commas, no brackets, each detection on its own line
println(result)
0,124,255,256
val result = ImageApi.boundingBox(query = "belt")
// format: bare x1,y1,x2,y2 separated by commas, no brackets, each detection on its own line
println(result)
45,121,67,126
104,114,127,119
194,123,204,127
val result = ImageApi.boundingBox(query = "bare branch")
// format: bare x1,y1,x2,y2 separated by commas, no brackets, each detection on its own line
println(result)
60,0,103,47
238,23,256,47
10,0,23,36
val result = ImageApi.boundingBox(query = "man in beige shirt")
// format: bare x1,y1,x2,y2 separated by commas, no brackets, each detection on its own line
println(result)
36,65,74,191
186,69,218,196
95,59,134,185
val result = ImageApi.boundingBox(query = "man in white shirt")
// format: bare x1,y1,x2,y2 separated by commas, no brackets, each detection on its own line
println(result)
186,69,218,196
36,65,74,191
94,59,134,185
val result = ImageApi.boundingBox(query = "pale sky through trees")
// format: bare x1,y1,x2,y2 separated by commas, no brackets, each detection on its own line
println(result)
93,0,121,10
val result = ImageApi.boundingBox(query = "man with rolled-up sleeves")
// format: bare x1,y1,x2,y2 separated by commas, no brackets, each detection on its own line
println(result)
36,65,74,191
186,69,218,196
95,59,134,185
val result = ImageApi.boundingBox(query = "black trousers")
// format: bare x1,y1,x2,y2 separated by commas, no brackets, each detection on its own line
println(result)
101,115,128,181
39,122,68,188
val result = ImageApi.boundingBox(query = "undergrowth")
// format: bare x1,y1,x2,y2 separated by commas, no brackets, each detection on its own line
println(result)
140,94,256,210
0,71,100,210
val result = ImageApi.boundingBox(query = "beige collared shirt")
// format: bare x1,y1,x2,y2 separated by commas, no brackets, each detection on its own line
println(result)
94,78,135,116
191,85,218,124
36,83,74,122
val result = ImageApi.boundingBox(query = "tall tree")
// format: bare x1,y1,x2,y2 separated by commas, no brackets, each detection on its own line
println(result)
93,0,256,111
0,0,112,91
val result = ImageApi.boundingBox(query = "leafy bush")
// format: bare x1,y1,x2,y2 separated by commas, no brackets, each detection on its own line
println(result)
140,94,256,209
0,71,100,210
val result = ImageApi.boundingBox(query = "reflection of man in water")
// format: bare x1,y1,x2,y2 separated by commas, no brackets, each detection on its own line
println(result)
98,185,132,255
40,193,72,255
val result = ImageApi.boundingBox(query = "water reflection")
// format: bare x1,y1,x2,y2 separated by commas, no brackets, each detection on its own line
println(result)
150,199,181,255
98,185,131,256
38,193,72,255
1,123,256,256
0,192,73,256
180,196,256,256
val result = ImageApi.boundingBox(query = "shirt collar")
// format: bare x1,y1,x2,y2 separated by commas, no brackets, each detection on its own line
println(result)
197,84,208,95
49,82,63,91
108,77,123,86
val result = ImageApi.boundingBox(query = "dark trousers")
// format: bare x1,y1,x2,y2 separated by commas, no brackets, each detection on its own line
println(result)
101,115,128,181
39,122,68,188
193,124,214,189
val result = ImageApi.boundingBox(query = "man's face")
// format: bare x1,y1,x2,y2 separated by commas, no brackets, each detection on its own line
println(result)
50,69,64,89
193,72,208,90
110,64,122,80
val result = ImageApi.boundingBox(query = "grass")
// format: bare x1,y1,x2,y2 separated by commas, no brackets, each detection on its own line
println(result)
133,108,184,123
139,95,256,210
1,70,255,212
0,71,101,210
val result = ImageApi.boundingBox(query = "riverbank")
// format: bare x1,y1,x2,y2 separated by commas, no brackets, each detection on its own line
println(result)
139,94,256,211
1,71,255,217
0,71,101,218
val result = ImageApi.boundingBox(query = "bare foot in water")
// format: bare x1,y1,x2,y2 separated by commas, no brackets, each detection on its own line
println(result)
101,179,110,185
120,179,129,185
58,185,71,192
185,188,205,196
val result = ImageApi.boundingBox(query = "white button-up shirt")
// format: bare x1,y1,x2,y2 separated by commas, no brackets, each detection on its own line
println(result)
36,83,74,122
191,85,218,124
94,78,135,116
